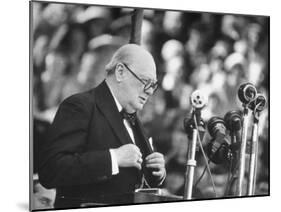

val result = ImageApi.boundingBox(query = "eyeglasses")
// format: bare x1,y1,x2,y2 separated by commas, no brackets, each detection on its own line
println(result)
122,63,158,93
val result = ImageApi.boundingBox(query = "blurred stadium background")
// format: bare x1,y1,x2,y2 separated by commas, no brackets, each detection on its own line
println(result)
31,1,269,209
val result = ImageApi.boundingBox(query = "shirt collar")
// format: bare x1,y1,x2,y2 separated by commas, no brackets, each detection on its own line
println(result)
106,81,122,112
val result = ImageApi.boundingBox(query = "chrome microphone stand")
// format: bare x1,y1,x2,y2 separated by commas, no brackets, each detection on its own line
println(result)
183,118,198,200
247,94,266,195
236,107,250,196
183,90,207,200
236,83,257,196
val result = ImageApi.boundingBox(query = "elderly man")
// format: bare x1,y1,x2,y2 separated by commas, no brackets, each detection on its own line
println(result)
39,44,166,208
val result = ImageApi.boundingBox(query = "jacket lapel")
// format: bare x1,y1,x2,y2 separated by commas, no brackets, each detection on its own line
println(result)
135,118,154,154
94,81,133,146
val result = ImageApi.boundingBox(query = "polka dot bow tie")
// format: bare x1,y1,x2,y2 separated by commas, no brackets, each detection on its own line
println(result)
120,109,137,126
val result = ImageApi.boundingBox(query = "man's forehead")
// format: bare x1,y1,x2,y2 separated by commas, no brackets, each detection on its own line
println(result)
136,66,157,81
119,44,157,79
132,59,156,78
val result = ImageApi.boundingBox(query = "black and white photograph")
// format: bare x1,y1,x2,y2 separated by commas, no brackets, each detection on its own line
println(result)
30,0,269,211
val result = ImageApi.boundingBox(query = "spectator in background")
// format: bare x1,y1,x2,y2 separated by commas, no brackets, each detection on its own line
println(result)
77,34,126,90
76,6,112,40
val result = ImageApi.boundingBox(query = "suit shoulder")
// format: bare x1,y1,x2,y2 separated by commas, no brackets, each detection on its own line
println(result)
61,89,96,109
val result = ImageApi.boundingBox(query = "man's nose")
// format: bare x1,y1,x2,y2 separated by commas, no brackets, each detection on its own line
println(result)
145,87,154,96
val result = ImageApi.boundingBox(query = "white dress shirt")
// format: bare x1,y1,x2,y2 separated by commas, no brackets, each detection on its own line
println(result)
108,85,136,175
107,84,165,185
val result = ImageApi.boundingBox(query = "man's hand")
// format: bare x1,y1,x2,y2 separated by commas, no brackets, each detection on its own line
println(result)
145,152,166,179
113,144,143,170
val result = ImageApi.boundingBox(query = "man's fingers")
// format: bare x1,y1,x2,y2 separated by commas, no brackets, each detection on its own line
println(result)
136,151,142,158
116,144,143,169
132,145,142,158
146,158,164,164
135,162,142,170
133,154,143,167
137,157,143,164
146,163,164,169
145,152,163,161
152,170,164,177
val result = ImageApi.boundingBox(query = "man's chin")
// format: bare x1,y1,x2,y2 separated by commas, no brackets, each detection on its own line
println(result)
130,102,145,112
136,103,145,111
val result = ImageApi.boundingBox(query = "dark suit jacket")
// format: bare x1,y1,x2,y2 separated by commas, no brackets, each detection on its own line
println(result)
38,81,161,208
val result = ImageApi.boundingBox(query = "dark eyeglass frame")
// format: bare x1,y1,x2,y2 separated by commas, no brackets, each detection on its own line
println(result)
122,62,158,93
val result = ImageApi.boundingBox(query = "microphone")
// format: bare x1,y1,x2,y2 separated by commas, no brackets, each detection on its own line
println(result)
190,90,208,109
224,110,242,133
183,90,208,199
183,114,206,139
190,90,208,125
206,117,231,164
238,83,257,105
224,110,242,155
247,93,267,195
248,93,267,112
236,83,259,196
183,89,208,139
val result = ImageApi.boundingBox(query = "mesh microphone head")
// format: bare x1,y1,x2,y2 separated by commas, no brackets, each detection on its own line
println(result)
207,117,226,138
206,140,230,164
238,82,257,104
206,117,231,164
190,90,208,109
224,110,242,132
249,93,267,112
183,114,205,138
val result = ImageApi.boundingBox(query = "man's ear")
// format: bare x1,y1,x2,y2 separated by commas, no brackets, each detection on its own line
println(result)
115,63,125,82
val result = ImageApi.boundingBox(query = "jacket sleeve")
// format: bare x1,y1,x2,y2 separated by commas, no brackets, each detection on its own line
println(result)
38,94,112,189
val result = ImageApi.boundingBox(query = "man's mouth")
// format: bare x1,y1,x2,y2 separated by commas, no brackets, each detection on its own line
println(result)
139,96,146,103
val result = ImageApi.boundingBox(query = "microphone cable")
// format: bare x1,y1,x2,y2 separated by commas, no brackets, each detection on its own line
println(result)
193,161,209,189
224,154,234,196
225,157,239,196
193,113,217,197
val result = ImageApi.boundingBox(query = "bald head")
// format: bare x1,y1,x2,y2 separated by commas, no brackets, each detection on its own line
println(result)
106,44,156,79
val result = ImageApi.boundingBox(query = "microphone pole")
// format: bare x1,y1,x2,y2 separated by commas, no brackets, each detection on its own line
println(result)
236,83,257,196
224,110,242,196
183,114,198,200
183,90,207,200
247,94,266,195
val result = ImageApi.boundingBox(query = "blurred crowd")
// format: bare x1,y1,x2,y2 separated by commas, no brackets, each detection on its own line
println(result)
32,2,269,209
